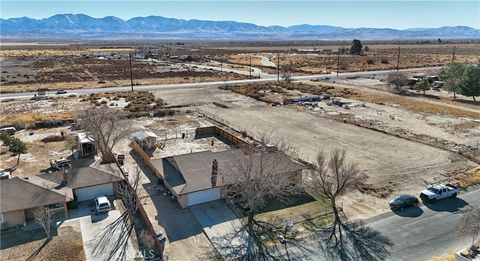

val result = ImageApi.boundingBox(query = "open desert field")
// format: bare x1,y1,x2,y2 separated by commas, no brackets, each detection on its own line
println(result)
2,42,479,93
0,46,248,93
220,43,480,74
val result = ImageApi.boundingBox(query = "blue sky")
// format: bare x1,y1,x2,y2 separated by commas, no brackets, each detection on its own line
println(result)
1,1,479,29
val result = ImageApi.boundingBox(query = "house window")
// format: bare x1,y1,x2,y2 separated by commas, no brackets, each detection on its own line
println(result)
48,203,63,209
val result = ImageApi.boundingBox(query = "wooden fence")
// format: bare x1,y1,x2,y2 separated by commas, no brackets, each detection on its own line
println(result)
195,125,256,151
115,157,165,259
131,140,158,174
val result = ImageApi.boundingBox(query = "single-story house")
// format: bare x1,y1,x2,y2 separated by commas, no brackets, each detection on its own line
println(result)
39,164,125,201
133,131,158,151
77,132,96,158
150,149,305,208
0,177,71,230
0,163,125,229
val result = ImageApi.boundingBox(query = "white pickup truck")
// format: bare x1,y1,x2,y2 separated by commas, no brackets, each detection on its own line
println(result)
420,184,460,202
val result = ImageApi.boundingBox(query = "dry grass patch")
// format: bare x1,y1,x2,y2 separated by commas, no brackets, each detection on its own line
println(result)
451,121,480,132
1,111,74,125
431,252,455,261
455,167,480,188
0,226,85,261
356,183,393,198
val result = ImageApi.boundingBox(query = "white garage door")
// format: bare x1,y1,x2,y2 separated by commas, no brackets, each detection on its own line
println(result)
187,188,220,206
75,183,113,201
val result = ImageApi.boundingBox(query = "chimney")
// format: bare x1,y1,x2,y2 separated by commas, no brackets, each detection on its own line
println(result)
62,169,69,186
211,159,218,187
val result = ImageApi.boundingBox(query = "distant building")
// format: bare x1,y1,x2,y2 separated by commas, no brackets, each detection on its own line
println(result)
133,53,145,60
178,55,193,61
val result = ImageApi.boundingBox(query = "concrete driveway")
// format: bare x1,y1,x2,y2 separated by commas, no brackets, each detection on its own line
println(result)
80,210,139,261
190,200,247,259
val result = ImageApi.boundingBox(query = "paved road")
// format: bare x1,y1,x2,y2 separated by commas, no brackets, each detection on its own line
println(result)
289,187,479,261
0,66,440,100
367,187,479,261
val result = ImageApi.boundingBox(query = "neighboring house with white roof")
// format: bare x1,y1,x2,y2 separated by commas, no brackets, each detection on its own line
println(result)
133,131,158,151
77,132,96,158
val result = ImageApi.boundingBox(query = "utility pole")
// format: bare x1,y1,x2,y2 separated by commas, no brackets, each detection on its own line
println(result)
277,52,280,82
249,57,252,79
452,45,456,62
220,61,223,72
129,53,134,92
336,50,340,77
396,47,401,72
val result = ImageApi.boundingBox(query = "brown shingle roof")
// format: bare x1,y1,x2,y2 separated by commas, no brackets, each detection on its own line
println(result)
39,164,124,189
152,149,305,195
0,178,68,213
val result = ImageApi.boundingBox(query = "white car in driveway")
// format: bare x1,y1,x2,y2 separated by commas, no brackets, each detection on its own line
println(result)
95,196,112,213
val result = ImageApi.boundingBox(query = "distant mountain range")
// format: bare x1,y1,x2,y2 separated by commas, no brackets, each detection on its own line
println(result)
1,14,479,40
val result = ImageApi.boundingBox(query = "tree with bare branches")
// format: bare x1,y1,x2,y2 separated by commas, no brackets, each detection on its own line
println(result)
116,166,143,226
64,134,77,155
78,106,135,163
281,66,292,82
224,146,303,259
305,148,367,245
386,71,408,93
459,206,480,245
33,207,53,240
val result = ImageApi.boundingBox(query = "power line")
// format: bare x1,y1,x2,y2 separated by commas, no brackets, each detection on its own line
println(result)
336,50,340,77
249,57,252,79
452,45,456,62
277,52,280,82
129,53,134,92
396,47,401,72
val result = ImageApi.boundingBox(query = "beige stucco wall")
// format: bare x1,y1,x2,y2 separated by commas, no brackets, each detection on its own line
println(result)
1,210,26,229
178,194,189,209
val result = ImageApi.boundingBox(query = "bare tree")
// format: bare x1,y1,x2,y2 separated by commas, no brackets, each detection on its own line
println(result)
224,148,303,259
305,148,367,245
78,106,134,163
386,71,408,93
116,166,143,226
64,134,77,155
281,66,292,82
256,131,299,158
459,207,480,245
33,207,53,240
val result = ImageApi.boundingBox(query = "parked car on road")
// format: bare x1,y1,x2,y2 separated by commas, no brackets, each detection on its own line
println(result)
389,194,419,210
420,184,460,203
95,196,112,213
56,89,68,94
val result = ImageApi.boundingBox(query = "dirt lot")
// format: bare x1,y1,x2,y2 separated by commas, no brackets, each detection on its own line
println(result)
0,126,72,176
